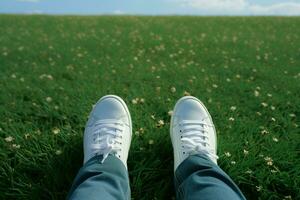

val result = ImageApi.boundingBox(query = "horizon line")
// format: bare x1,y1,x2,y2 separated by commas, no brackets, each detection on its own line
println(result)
0,13,300,17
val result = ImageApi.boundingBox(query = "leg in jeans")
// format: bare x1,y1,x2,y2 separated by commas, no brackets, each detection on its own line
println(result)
67,155,130,200
170,96,246,200
67,95,132,200
174,154,246,200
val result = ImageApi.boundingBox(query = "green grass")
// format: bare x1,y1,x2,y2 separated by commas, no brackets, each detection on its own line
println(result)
0,15,299,200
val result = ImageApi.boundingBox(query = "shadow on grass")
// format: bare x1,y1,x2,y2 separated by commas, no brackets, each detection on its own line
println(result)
39,136,83,199
34,134,175,200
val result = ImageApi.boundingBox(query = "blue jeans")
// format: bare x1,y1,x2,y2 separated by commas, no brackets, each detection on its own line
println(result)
68,154,246,200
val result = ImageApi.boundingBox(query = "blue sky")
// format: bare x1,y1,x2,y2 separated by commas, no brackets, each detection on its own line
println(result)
1,0,300,15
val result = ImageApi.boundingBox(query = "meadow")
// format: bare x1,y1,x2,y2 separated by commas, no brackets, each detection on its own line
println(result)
0,15,299,200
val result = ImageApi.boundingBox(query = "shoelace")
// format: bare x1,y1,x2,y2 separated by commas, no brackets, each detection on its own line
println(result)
91,119,124,163
180,120,218,160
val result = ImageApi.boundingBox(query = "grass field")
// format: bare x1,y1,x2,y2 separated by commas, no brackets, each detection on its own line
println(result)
0,15,299,200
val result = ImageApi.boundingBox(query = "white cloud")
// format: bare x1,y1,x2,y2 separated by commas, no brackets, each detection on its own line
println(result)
181,0,247,12
178,0,300,15
17,0,40,3
23,10,44,15
112,10,125,15
249,3,300,15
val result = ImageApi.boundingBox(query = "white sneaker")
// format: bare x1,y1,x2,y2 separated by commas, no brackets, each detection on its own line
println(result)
170,96,218,171
83,95,132,168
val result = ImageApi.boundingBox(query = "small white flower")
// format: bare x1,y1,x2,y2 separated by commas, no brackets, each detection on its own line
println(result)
261,102,268,107
284,195,292,200
139,127,145,134
225,152,231,157
47,75,53,80
131,99,138,104
170,87,176,93
157,120,164,127
271,117,276,122
46,97,52,102
24,133,30,139
261,129,269,135
5,136,14,142
271,106,275,110
267,161,273,166
148,139,154,145
229,117,235,121
230,106,236,111
12,144,21,149
52,127,60,135
184,91,191,96
256,112,262,116
55,150,62,155
39,74,53,80
256,185,262,192
264,156,273,166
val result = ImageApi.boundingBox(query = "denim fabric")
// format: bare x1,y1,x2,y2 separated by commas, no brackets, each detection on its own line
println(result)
68,154,246,200
174,154,246,200
67,155,130,200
